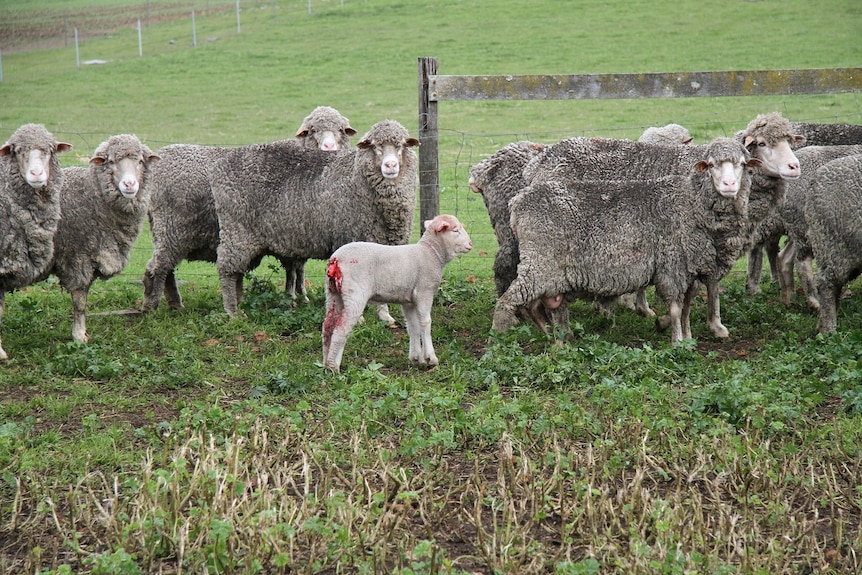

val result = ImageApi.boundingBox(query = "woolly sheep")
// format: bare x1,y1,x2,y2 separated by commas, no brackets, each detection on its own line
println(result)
141,106,356,312
211,119,419,317
322,214,472,371
0,124,72,361
638,123,693,146
493,137,760,344
518,112,801,338
44,134,159,343
790,121,862,149
805,154,862,333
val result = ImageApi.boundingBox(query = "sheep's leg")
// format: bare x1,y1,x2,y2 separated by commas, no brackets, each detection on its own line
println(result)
492,278,532,332
280,258,309,303
163,270,185,311
634,288,655,317
815,274,842,334
666,299,684,344
797,256,820,311
705,277,729,338
765,236,782,284
218,271,244,317
0,290,7,361
777,239,797,305
617,292,638,312
71,288,90,343
746,247,764,295
403,303,437,366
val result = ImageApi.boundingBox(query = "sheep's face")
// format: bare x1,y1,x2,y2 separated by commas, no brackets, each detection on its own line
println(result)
358,136,420,180
0,141,70,189
91,145,160,200
743,135,802,180
696,151,758,199
297,124,357,153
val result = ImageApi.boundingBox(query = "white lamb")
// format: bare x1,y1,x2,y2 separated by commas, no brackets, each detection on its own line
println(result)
322,214,473,372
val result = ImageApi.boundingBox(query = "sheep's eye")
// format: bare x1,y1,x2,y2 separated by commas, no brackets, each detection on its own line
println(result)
758,141,767,147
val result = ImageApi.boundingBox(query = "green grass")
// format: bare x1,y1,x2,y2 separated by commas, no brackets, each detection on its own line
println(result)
1,1,862,573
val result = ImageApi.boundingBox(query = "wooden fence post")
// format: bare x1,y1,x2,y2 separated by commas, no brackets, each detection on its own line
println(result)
418,56,439,232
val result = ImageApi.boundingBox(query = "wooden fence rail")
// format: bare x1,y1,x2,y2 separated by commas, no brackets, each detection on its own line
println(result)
416,57,862,225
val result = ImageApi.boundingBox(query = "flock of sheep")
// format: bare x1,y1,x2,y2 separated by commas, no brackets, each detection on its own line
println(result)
1,108,861,369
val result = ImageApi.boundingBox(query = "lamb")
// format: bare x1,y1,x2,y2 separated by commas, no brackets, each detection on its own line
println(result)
637,123,693,146
805,154,862,333
322,214,472,371
141,106,356,312
517,112,801,338
0,124,72,361
43,134,159,343
210,119,419,318
492,137,760,344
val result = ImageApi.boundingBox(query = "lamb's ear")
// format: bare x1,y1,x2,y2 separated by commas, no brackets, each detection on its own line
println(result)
433,218,453,234
404,138,420,148
694,160,709,173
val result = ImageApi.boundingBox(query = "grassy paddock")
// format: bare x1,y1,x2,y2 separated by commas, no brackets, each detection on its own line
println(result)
1,1,862,573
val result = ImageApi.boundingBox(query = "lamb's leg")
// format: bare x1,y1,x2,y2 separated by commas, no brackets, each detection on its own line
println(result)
376,304,396,326
323,300,363,372
71,288,90,343
403,302,438,366
705,277,729,338
746,246,764,294
777,239,797,305
0,290,7,361
797,256,820,311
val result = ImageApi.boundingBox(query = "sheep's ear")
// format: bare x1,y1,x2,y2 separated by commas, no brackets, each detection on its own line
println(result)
56,142,72,153
745,158,762,169
682,137,693,145
404,138,420,148
357,139,373,150
295,128,310,139
694,160,709,173
344,127,358,136
90,156,106,166
793,134,806,146
0,144,11,157
743,135,755,149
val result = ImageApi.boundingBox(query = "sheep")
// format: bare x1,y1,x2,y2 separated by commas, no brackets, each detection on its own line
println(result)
638,123,693,146
322,214,472,371
0,123,72,361
492,137,760,344
141,106,356,313
767,144,862,309
805,154,862,333
210,119,419,318
790,121,862,148
43,134,159,343
516,112,801,338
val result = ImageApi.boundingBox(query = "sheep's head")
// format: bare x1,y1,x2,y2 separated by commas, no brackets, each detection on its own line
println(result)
296,106,357,153
694,138,761,199
90,135,160,199
741,112,803,180
357,120,419,179
0,124,72,190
